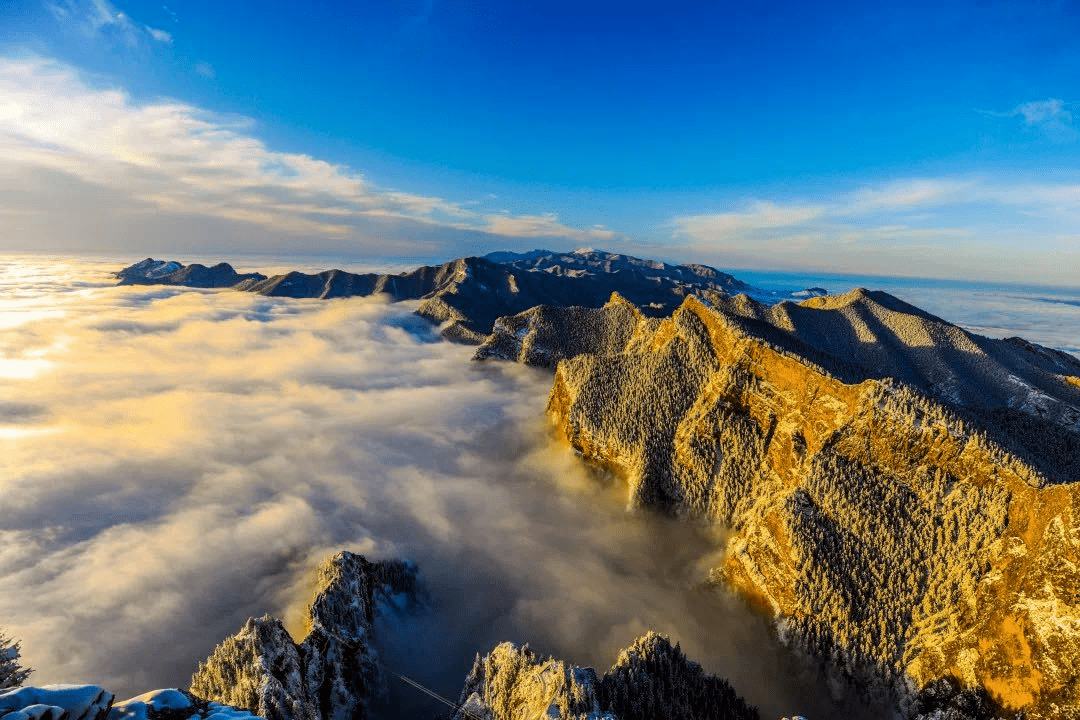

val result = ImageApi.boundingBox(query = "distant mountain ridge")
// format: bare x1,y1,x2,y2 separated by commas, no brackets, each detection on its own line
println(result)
114,250,823,343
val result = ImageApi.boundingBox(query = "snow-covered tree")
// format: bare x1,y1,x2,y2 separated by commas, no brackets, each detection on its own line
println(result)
0,631,31,689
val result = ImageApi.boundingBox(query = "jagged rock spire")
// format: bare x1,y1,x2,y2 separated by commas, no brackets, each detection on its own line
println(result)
189,553,418,720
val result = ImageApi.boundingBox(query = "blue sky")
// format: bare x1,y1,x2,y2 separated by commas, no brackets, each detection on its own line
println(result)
2,0,1079,283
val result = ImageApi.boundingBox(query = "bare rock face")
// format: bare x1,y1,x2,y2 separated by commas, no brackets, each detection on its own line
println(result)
539,293,1080,718
454,632,758,720
189,553,418,720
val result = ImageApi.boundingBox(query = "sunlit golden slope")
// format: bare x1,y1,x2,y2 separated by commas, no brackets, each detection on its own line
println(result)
535,292,1080,717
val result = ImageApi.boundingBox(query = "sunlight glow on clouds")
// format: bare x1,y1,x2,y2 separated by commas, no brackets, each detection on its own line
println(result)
0,57,615,257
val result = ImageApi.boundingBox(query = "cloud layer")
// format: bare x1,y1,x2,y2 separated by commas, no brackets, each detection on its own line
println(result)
0,58,616,258
0,258,867,719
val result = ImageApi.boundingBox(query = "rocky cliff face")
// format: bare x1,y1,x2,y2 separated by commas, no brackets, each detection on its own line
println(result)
527,292,1080,718
454,632,758,720
188,553,418,720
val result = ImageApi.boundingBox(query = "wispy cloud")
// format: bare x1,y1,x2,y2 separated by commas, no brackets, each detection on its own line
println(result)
1015,98,1074,136
144,25,172,44
194,62,215,79
675,202,826,240
482,213,617,243
673,177,1080,282
48,0,177,47
0,57,615,256
47,0,136,44
982,98,1077,142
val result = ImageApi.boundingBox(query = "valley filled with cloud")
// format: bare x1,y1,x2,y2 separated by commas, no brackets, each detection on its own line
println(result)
0,257,859,719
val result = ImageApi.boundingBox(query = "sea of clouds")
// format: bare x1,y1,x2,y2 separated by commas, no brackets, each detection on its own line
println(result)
1,256,880,720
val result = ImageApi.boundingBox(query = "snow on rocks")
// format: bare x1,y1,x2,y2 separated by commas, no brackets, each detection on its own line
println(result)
0,686,113,720
109,689,260,720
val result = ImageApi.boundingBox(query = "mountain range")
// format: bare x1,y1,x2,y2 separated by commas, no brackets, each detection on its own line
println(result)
115,250,823,343
12,248,1074,719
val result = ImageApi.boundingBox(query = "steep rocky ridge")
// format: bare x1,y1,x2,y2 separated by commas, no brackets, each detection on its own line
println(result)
188,552,418,720
454,632,758,720
502,291,1080,718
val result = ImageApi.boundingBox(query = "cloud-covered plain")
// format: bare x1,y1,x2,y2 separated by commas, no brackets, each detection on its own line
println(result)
0,258,866,720
0,57,618,258
674,177,1080,284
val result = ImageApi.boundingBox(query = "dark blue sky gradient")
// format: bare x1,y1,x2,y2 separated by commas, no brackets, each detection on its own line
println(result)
8,0,1076,188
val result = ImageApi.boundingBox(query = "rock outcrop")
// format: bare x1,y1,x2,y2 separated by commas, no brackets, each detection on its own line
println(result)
454,632,757,720
189,552,418,720
524,291,1080,718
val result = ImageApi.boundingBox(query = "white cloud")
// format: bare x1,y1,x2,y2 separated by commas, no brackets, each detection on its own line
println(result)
145,25,173,44
672,177,1080,282
194,62,215,79
847,178,972,213
1016,98,1074,135
0,57,613,257
480,213,618,242
983,98,1077,141
675,202,826,240
47,0,140,45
